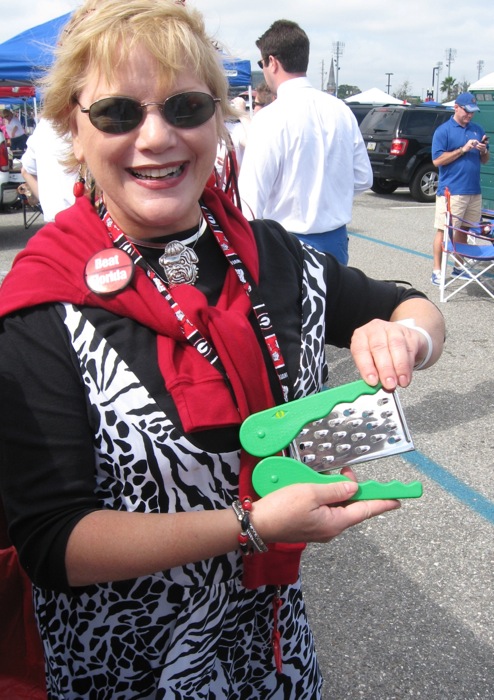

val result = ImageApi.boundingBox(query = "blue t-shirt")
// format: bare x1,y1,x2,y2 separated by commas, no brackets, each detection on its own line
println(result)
432,116,486,196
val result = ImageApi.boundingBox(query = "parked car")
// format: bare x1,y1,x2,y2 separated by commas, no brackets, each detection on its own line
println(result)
359,104,453,203
346,102,375,125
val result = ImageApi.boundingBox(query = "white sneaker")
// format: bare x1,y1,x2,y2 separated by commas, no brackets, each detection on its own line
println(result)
431,270,441,286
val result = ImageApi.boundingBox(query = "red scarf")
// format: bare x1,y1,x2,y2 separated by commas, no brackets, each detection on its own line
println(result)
0,188,304,588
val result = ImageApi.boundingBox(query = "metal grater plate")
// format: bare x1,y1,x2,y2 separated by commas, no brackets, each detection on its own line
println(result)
290,387,414,472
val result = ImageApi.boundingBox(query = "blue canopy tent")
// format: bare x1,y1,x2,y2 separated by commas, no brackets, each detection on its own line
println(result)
0,13,71,86
0,14,251,98
222,57,253,111
222,59,252,90
0,13,70,122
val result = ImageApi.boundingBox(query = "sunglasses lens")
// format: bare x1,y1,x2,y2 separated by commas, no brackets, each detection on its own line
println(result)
89,97,143,134
164,92,216,128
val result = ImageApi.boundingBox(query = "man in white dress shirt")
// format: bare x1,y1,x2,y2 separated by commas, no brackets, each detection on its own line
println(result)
238,20,372,264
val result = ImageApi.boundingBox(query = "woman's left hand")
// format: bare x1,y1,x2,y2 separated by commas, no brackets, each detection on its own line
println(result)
350,318,423,390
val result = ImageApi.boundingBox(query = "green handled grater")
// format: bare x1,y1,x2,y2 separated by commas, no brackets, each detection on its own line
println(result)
239,379,422,501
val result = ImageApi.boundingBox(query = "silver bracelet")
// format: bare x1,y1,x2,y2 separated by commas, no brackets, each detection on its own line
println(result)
232,499,268,555
395,318,433,370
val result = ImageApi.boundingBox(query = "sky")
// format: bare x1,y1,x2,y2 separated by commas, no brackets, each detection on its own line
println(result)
1,0,494,100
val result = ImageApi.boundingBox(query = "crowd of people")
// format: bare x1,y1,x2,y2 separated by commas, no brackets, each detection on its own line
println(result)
0,2,447,698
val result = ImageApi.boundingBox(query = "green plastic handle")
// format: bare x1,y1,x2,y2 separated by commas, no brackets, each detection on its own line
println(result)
240,379,381,458
252,456,423,501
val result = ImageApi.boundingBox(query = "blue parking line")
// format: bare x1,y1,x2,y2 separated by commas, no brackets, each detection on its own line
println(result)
348,228,494,522
348,228,494,519
405,451,494,525
348,230,432,259
349,230,494,279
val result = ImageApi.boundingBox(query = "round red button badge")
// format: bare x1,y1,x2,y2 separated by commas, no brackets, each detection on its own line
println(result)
85,249,134,295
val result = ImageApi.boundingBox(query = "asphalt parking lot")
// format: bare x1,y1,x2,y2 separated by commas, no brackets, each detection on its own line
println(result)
306,188,494,700
0,188,493,699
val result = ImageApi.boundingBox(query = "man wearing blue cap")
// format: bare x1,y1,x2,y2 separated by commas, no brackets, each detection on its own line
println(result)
430,92,490,285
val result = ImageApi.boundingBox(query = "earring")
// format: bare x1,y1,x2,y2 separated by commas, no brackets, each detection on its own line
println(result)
73,164,86,198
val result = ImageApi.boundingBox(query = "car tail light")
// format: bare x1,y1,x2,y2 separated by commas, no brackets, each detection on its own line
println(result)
390,138,409,156
0,139,9,171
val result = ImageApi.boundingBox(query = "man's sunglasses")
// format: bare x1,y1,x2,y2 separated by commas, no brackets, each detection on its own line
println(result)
77,91,221,134
257,54,278,70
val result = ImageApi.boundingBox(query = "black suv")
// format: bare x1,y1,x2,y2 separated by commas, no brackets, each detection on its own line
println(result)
359,104,453,203
347,102,375,125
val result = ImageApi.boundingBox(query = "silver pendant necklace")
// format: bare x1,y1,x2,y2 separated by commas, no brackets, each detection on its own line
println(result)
159,216,207,286
160,242,198,286
128,216,207,287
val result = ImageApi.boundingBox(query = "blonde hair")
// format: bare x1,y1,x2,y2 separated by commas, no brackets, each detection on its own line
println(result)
40,0,234,168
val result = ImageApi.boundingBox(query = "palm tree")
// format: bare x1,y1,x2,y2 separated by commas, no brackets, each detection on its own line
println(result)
440,76,457,102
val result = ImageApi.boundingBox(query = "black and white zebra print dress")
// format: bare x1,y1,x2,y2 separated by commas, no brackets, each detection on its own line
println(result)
33,239,328,699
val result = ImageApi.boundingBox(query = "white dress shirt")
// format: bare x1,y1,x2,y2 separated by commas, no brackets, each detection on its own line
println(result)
21,118,76,222
238,77,372,233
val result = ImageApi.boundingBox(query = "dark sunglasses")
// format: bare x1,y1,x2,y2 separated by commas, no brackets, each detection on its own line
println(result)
77,91,221,134
257,54,278,70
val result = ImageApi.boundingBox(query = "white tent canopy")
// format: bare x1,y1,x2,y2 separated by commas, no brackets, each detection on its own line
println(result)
345,87,405,104
468,72,494,90
442,75,494,106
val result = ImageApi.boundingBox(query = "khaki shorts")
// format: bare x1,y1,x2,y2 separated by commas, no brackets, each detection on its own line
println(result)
434,194,482,231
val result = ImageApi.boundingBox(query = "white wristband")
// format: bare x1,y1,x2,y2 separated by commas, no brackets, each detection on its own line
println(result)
395,318,433,370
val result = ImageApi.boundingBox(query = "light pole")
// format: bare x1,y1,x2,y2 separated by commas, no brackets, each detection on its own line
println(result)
332,41,344,97
477,60,484,80
320,60,327,91
432,61,443,101
385,73,393,95
445,48,456,78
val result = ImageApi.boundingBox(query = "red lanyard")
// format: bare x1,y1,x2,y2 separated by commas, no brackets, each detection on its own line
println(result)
102,204,291,402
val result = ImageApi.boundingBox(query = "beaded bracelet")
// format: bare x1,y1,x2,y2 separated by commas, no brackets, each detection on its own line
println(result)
232,498,268,555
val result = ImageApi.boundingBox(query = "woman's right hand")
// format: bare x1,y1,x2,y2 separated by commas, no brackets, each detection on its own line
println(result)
251,475,401,544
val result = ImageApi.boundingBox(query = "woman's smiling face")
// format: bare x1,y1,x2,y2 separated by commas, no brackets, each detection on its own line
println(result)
72,47,219,239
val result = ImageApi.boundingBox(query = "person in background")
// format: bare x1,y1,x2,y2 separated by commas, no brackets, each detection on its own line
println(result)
238,20,372,264
430,92,489,285
253,80,275,112
1,109,28,151
0,116,8,140
0,1,445,697
21,117,77,222
228,95,251,168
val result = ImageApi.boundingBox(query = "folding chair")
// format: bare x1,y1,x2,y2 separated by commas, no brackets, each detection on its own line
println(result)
439,188,494,302
481,207,494,226
22,198,42,229
17,184,43,229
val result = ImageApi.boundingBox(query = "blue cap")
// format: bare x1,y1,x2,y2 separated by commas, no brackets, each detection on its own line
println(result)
455,92,480,113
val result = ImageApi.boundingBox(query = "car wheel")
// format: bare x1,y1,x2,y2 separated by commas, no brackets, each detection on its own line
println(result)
410,163,438,203
370,178,399,195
